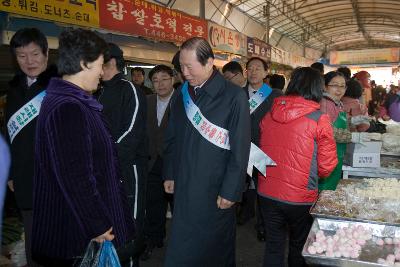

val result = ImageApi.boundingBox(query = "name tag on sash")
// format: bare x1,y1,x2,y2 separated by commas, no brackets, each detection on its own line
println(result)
249,83,272,114
247,84,276,176
182,82,230,150
7,90,46,143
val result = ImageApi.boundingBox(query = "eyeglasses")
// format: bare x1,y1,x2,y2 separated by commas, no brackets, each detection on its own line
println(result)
152,78,172,85
225,73,239,81
247,67,264,72
328,84,346,89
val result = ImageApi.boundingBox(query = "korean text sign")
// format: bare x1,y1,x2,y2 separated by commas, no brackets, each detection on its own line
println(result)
0,0,99,27
208,22,247,56
330,48,400,65
100,0,207,43
247,37,271,60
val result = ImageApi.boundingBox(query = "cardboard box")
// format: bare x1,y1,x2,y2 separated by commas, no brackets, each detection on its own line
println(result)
344,141,382,168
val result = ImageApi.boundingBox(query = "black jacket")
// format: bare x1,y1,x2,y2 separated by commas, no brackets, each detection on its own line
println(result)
135,83,153,96
98,73,148,166
5,65,58,210
242,84,282,181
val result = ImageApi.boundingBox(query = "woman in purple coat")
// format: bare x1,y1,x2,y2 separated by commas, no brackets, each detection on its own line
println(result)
32,28,135,266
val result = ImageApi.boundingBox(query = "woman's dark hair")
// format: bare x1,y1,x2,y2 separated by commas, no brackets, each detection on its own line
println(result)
246,57,269,70
57,28,109,76
285,67,324,102
324,71,345,86
311,62,324,74
344,79,363,99
180,37,214,66
10,28,48,57
270,74,285,90
337,66,351,80
149,65,173,80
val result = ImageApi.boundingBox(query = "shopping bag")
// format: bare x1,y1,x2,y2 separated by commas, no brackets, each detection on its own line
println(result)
79,240,121,267
98,241,121,267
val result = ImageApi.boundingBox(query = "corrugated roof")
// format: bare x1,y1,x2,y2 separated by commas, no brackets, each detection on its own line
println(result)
227,0,400,51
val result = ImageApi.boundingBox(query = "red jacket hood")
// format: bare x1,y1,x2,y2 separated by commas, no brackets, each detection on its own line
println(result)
271,95,320,123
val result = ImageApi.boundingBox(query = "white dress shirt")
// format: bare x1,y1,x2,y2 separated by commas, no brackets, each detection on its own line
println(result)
27,77,37,88
248,84,259,98
156,91,174,126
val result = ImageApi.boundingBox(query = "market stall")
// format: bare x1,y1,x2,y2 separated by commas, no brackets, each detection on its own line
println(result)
303,179,400,266
342,128,400,179
342,158,400,179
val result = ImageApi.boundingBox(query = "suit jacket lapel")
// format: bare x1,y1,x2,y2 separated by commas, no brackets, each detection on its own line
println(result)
148,95,158,130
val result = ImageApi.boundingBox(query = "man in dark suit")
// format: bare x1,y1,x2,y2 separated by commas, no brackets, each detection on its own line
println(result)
222,61,246,88
142,65,176,260
6,28,58,266
240,57,282,241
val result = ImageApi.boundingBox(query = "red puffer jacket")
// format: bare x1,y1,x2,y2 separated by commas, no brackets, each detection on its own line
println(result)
258,95,338,204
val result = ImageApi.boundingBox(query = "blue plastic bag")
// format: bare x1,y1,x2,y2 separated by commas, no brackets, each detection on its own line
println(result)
98,241,121,267
79,240,121,267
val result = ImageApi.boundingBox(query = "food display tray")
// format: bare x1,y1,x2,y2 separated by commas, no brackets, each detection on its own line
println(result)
303,218,400,267
311,179,400,226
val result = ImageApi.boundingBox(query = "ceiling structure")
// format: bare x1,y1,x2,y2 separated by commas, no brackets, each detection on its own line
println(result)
224,0,400,52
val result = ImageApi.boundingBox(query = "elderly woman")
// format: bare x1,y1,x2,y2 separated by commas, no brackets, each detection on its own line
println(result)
258,67,337,267
32,28,135,266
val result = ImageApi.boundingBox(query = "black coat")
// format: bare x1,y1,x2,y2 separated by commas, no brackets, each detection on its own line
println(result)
243,84,282,181
163,71,251,266
5,65,58,210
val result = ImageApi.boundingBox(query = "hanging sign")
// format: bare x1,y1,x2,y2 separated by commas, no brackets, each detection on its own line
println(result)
208,21,247,56
247,37,271,60
100,0,207,43
330,48,400,65
0,0,99,27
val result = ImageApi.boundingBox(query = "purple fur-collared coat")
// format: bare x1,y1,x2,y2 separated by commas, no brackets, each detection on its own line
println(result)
32,78,135,262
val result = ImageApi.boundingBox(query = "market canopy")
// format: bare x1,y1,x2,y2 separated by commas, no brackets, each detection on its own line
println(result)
226,0,400,52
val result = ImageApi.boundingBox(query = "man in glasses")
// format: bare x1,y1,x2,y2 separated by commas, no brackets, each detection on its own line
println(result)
142,65,177,261
222,61,246,87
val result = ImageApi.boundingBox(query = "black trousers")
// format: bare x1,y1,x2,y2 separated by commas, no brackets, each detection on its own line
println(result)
144,157,173,245
21,209,42,267
255,194,265,232
238,188,265,233
121,160,147,261
259,197,312,267
238,188,256,222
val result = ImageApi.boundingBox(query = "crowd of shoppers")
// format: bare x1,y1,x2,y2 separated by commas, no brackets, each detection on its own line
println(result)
2,26,395,267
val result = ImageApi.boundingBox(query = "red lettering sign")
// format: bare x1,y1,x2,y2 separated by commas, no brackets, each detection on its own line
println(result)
100,0,207,43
